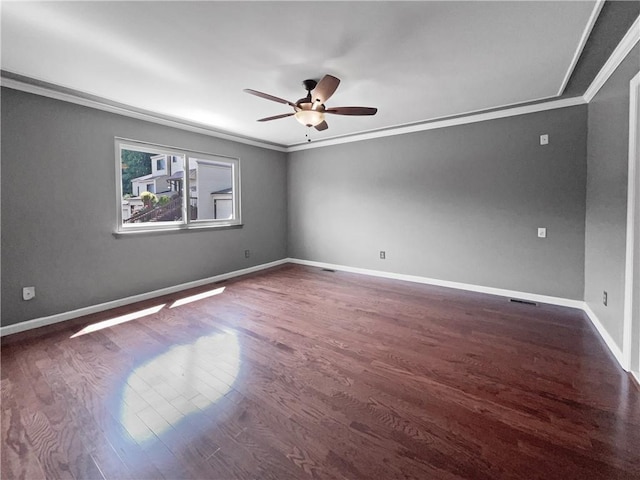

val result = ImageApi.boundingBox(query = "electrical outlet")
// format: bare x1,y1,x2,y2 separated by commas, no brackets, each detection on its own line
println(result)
603,291,608,306
22,286,35,301
540,134,549,145
379,251,386,260
244,249,250,258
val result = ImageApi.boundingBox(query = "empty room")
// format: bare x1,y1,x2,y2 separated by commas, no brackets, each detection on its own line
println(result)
2,1,640,479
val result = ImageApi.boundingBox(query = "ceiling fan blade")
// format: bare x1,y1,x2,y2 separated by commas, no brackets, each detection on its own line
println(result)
325,106,378,116
314,120,328,131
312,75,340,104
244,89,296,107
257,112,295,122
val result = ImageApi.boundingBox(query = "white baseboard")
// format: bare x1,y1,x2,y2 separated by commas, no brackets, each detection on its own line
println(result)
287,258,584,309
582,303,626,369
288,257,632,372
2,257,629,376
632,371,640,386
0,259,289,337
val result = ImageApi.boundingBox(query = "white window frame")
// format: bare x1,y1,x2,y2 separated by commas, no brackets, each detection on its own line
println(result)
115,138,241,234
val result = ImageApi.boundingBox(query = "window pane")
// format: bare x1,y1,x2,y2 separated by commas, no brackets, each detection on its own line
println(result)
191,159,234,221
120,147,184,225
117,139,240,231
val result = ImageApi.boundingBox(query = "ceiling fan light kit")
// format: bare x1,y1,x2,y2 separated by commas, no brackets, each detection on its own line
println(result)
294,107,325,127
244,74,378,134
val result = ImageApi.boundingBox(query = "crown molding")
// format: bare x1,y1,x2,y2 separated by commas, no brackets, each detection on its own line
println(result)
8,8,636,158
287,96,586,152
0,70,597,155
558,0,605,96
290,9,639,153
0,73,288,153
5,71,584,153
583,14,640,102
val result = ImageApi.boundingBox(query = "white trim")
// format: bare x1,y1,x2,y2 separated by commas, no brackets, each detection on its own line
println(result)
115,138,242,233
288,258,631,370
3,257,630,373
1,11,635,155
582,303,625,368
633,371,640,386
0,77,287,153
624,71,640,372
2,74,587,154
583,15,640,102
286,258,584,309
557,0,605,96
287,97,586,152
0,259,289,337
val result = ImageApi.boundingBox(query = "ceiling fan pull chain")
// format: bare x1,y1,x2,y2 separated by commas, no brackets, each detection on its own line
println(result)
306,127,312,143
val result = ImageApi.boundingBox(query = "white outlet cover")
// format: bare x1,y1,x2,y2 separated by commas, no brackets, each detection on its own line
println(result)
540,134,549,145
22,286,35,300
537,227,547,238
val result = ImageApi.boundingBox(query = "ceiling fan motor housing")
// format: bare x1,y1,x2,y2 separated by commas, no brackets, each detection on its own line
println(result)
302,79,318,92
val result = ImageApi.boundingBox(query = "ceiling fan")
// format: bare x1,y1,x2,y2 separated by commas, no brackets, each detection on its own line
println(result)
243,74,377,132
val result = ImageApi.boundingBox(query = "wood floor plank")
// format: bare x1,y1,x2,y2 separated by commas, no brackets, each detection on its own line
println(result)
33,354,131,480
1,376,48,480
2,264,639,479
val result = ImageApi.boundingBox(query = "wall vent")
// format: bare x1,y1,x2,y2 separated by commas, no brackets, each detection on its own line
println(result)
509,298,537,306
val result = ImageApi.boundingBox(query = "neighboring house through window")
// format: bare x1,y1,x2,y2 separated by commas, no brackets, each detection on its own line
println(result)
116,138,241,231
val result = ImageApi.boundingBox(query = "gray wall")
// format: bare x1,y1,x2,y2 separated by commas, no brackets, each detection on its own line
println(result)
585,44,640,349
288,105,588,300
1,88,288,327
8,51,638,332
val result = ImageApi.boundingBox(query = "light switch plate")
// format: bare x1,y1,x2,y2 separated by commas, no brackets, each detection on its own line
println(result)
537,227,547,238
540,134,549,145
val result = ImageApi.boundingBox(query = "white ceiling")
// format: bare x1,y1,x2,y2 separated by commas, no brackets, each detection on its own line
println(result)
1,1,598,148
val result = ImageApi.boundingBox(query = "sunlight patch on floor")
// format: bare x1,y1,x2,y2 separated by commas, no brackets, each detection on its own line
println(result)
70,304,166,338
119,328,241,444
169,286,225,308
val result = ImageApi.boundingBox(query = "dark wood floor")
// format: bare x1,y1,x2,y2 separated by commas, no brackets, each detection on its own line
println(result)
2,264,639,480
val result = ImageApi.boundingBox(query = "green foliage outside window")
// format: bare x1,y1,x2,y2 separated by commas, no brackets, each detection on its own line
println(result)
140,191,158,208
121,149,152,195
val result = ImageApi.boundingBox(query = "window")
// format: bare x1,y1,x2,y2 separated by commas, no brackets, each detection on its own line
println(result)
116,138,241,232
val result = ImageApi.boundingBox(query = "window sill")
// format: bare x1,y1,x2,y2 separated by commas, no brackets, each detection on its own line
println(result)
113,223,243,238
